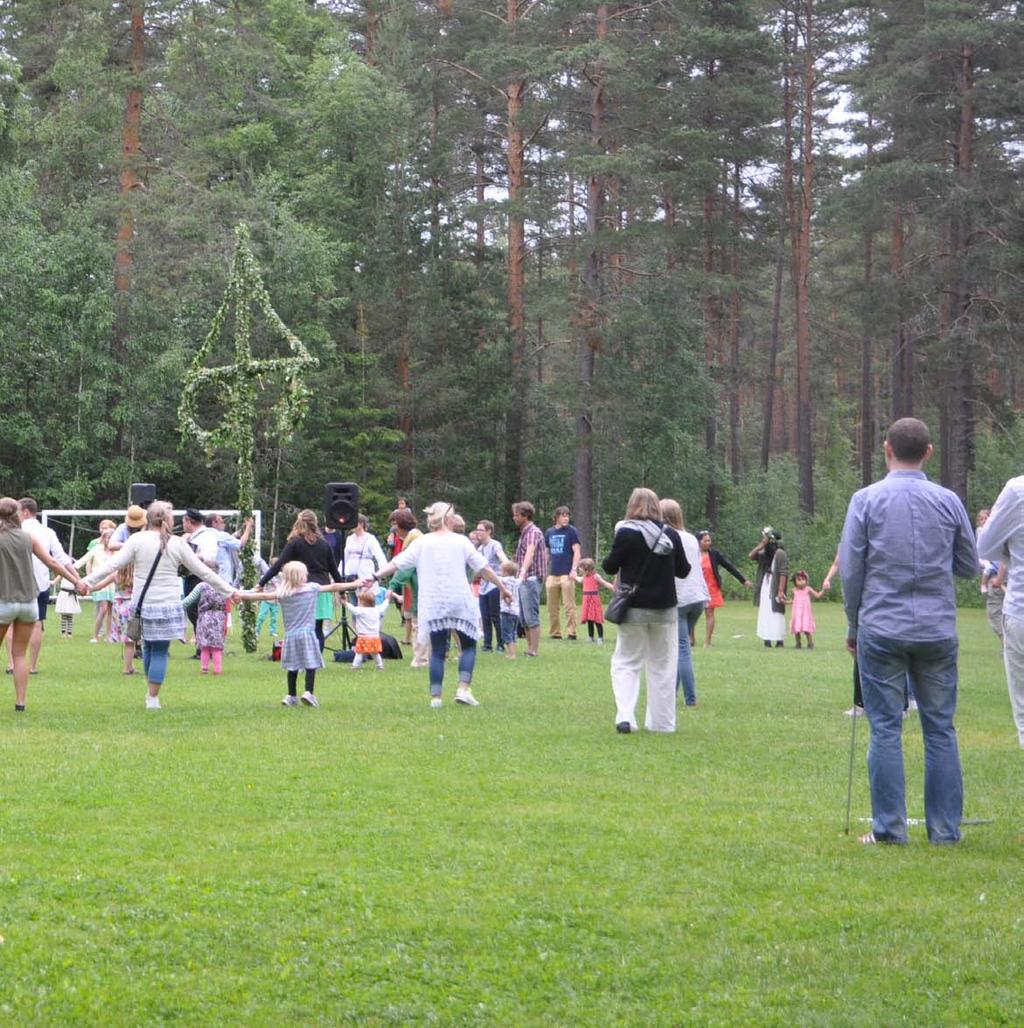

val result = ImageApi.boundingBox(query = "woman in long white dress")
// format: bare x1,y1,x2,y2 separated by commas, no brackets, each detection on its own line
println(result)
749,527,788,648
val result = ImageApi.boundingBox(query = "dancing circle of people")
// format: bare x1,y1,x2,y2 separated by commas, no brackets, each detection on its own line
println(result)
2,417,1017,847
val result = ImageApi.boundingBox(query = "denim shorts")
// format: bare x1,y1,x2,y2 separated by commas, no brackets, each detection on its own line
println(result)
37,589,50,621
500,612,519,646
0,600,40,625
518,578,541,628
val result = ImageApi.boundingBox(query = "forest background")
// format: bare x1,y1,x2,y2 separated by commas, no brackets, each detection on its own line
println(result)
1,0,1022,586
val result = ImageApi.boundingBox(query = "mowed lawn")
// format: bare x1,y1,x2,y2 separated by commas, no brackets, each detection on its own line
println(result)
2,601,1021,1025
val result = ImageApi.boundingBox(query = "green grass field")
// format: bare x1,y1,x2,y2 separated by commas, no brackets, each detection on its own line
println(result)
2,602,1021,1025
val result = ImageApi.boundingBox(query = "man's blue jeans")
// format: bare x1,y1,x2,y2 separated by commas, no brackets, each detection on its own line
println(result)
857,631,962,844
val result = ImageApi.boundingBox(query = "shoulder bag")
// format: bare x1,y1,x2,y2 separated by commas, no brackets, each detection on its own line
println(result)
125,550,162,644
605,525,667,625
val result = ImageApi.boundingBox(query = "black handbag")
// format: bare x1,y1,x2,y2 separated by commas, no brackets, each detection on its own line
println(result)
604,525,667,625
126,550,161,643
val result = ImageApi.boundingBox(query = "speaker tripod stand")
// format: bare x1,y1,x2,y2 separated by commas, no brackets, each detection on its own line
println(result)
322,527,356,652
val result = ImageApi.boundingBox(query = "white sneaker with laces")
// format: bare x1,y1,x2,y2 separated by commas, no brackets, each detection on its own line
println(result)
145,695,161,710
282,695,299,707
430,696,442,708
301,691,320,708
455,687,480,707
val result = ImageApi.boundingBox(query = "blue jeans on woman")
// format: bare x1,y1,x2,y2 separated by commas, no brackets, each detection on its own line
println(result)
143,639,171,685
429,629,477,697
676,602,706,706
857,630,962,844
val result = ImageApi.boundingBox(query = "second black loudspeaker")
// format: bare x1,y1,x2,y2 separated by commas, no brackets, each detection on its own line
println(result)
325,482,359,531
130,483,157,508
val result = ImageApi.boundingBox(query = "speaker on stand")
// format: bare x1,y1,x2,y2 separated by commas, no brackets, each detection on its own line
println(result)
323,482,360,652
130,483,157,508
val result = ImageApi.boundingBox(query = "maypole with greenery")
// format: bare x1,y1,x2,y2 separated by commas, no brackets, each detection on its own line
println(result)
178,223,318,652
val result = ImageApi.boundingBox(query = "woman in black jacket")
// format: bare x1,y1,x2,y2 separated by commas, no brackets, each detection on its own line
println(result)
694,530,752,648
602,487,689,735
260,510,352,651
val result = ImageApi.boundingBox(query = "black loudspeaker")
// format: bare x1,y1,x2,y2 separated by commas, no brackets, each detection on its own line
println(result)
130,483,157,507
325,482,359,531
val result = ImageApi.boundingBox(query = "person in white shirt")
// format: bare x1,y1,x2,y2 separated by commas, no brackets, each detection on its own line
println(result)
4,497,76,675
342,515,388,582
189,512,253,585
369,503,511,708
976,477,1024,747
84,500,234,710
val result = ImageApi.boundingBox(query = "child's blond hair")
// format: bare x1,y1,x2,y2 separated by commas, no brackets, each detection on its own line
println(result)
500,559,519,577
576,557,596,575
277,561,309,598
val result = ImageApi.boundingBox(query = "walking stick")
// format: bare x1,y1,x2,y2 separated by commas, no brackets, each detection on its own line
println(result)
844,657,860,835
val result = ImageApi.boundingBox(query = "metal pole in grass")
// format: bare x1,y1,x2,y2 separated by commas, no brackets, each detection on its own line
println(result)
844,657,861,835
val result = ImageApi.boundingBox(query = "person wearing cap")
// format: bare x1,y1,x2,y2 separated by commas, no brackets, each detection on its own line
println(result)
107,504,148,551
369,502,512,708
749,526,788,648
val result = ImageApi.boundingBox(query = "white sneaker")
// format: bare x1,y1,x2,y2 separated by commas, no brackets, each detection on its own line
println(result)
281,695,299,707
843,706,864,717
430,697,443,708
89,637,98,644
455,687,480,707
145,695,161,710
300,691,320,708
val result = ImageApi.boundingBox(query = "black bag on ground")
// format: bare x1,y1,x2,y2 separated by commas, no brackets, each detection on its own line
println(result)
381,633,403,660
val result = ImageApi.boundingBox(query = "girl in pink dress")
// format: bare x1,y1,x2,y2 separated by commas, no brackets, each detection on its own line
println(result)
786,570,822,649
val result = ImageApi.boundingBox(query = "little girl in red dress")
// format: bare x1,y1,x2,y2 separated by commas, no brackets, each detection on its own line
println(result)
786,570,823,649
573,558,616,644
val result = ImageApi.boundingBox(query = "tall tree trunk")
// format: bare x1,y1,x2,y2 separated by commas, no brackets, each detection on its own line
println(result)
473,145,486,265
861,228,875,487
503,69,527,510
946,43,975,501
794,0,815,515
701,51,719,526
762,205,786,471
573,3,607,557
890,206,913,418
728,162,742,484
113,0,145,458
781,9,798,458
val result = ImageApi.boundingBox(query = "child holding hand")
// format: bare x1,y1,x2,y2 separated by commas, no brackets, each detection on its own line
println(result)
786,570,822,650
182,560,231,674
572,557,615,644
345,588,393,670
498,560,521,659
236,561,358,707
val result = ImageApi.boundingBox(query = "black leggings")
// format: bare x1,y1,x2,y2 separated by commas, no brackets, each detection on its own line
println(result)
287,669,317,696
586,620,604,640
315,619,326,651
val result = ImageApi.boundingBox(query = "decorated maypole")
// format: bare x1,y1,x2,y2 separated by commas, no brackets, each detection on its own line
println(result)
178,224,318,652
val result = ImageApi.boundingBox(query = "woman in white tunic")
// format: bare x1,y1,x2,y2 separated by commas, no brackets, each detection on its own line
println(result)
370,503,510,708
749,527,788,648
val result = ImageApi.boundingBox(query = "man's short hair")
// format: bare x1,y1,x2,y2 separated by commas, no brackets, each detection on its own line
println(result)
513,501,534,520
18,497,38,516
204,513,219,527
886,418,931,463
553,505,570,521
477,519,494,534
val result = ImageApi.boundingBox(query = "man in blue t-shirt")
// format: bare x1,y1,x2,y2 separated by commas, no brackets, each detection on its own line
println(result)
544,505,581,640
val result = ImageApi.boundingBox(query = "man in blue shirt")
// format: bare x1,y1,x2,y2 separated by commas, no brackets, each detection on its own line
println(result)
544,506,581,641
839,418,977,845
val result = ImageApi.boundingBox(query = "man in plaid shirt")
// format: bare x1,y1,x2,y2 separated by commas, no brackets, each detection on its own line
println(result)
512,501,547,658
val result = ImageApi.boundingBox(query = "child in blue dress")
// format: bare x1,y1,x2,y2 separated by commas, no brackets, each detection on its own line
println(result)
238,561,357,707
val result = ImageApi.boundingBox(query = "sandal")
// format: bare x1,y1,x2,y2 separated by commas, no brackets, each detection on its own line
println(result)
123,668,136,675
